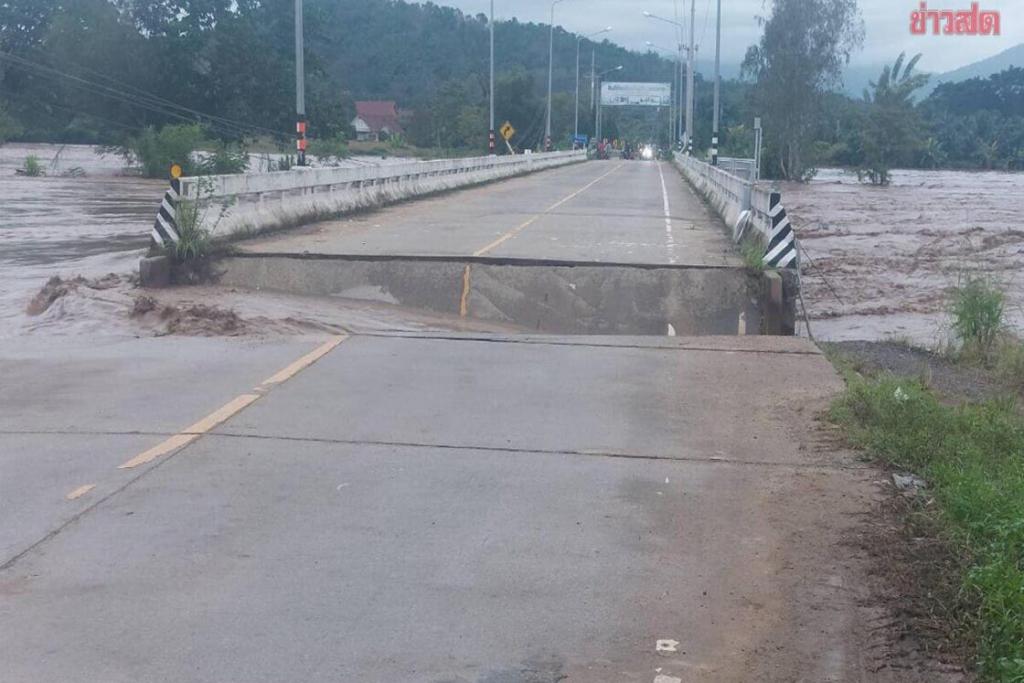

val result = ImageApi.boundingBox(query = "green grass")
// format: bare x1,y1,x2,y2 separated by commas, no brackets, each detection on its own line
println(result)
830,374,1024,680
952,277,1005,360
171,198,211,262
21,154,43,176
739,235,767,273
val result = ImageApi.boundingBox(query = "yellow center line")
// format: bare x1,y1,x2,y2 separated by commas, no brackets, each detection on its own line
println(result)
118,334,348,470
472,163,624,257
259,334,348,388
459,265,472,317
65,484,96,501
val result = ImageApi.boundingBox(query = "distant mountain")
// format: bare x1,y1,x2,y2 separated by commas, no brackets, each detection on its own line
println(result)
923,43,1024,96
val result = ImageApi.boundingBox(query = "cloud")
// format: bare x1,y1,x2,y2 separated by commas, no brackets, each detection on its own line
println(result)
437,0,1022,72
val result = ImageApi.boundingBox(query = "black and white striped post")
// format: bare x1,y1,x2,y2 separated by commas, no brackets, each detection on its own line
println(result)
711,134,719,166
763,192,797,268
151,174,181,248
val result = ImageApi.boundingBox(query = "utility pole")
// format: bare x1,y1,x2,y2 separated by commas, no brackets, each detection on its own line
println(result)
685,0,695,155
294,0,306,166
712,0,721,164
594,65,621,144
590,49,596,132
545,0,564,151
574,38,581,140
645,41,678,145
489,0,495,154
577,28,610,142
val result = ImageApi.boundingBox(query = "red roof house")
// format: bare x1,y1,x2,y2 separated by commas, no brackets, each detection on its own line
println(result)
352,101,403,141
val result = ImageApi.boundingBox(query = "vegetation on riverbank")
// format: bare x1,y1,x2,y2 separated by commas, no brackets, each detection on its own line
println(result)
1,0,1020,173
828,278,1024,680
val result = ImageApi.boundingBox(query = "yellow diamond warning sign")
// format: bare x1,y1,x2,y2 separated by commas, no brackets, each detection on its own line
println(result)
499,121,515,141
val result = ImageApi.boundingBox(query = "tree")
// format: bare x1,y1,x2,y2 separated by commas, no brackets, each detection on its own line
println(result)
742,0,864,180
857,52,929,185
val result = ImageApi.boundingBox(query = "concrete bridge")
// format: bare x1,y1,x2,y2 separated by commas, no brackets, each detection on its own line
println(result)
1,155,886,682
189,155,797,336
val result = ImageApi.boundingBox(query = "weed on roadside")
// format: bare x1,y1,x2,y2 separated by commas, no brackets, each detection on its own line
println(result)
830,374,1024,681
951,276,1005,360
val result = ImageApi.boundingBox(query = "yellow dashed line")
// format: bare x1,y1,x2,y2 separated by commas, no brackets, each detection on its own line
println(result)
65,484,96,501
472,163,624,257
118,335,348,470
259,334,348,388
459,265,472,317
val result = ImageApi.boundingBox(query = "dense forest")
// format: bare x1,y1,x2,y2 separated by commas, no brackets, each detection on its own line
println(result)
0,0,676,152
1,0,1022,178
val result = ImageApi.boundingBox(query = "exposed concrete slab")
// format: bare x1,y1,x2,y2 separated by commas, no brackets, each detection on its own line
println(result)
0,334,873,683
218,254,765,335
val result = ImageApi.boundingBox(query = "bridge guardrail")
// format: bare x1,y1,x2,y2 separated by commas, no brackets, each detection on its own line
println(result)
673,152,796,269
152,150,585,245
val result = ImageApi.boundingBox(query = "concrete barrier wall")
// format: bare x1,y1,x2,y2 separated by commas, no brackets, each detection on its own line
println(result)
672,153,777,244
180,150,585,237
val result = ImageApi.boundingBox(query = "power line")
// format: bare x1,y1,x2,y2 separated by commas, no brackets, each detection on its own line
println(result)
698,0,713,50
0,50,288,141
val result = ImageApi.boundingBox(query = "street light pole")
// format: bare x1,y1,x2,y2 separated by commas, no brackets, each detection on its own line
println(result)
686,0,695,154
294,0,306,166
643,11,689,149
590,49,596,129
645,41,678,145
575,27,611,141
489,0,495,154
712,0,721,164
594,65,622,144
545,0,564,151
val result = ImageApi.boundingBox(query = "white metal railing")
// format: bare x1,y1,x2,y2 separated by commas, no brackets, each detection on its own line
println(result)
176,150,585,237
674,152,775,242
717,157,757,182
179,151,583,201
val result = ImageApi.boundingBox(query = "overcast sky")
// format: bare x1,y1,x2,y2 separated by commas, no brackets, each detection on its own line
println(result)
437,0,1020,73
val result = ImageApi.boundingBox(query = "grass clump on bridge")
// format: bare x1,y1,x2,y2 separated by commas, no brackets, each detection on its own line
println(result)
739,235,767,273
830,372,1024,681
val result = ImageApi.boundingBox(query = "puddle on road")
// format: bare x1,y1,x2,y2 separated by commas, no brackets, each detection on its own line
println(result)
783,168,1024,344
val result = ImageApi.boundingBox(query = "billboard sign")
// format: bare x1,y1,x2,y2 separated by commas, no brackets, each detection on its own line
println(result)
600,82,671,106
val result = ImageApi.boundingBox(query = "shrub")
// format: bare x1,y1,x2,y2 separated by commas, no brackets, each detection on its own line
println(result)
122,124,205,178
198,140,249,175
173,199,211,262
308,134,349,164
21,155,43,177
951,277,1005,359
0,105,22,144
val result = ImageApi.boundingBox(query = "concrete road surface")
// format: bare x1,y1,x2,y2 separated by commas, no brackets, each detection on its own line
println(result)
241,161,740,267
0,330,888,682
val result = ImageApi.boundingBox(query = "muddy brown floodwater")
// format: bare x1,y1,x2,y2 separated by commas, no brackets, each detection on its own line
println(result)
782,168,1024,345
0,143,161,337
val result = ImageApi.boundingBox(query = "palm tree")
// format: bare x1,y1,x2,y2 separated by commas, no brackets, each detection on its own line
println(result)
863,52,929,107
858,53,930,185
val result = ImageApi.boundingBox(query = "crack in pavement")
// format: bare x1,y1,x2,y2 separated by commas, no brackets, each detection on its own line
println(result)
2,428,864,471
1,427,863,572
